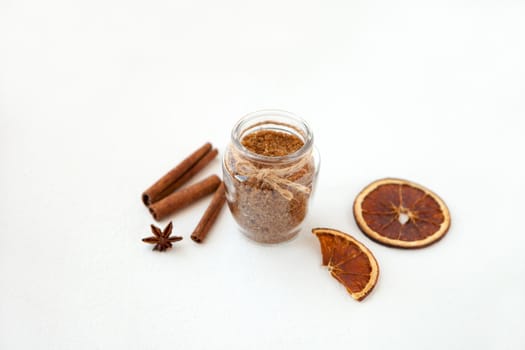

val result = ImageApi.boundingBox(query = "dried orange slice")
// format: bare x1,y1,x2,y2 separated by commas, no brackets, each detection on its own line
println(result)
312,228,379,301
354,178,451,248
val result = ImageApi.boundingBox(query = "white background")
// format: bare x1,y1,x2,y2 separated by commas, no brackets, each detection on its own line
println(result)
1,0,524,349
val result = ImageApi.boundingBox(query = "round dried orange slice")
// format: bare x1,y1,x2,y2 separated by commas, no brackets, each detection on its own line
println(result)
312,227,379,301
354,178,451,248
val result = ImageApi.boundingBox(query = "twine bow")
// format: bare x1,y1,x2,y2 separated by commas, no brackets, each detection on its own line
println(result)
234,160,311,201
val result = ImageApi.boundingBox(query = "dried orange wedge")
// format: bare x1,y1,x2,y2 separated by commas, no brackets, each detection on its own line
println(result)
312,228,379,301
354,178,451,249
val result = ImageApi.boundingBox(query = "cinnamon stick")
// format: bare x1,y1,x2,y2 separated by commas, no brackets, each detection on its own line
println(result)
191,182,226,243
142,142,216,206
160,148,218,199
148,175,221,221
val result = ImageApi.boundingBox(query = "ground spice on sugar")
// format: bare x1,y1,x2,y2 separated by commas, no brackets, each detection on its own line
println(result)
241,130,304,156
225,129,316,243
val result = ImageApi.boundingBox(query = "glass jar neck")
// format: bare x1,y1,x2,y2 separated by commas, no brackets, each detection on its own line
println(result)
231,109,314,164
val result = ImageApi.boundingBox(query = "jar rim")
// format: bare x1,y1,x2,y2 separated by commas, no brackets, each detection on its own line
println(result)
231,109,314,163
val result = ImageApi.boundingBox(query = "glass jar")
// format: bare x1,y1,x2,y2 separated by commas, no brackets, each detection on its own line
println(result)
222,110,320,244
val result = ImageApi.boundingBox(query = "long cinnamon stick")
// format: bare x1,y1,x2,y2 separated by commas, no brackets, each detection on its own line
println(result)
148,175,221,221
159,148,218,199
142,143,216,206
191,182,226,243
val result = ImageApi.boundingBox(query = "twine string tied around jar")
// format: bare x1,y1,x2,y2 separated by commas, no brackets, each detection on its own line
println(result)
232,155,312,201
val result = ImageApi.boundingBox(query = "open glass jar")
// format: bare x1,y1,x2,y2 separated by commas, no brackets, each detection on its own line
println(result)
222,110,319,244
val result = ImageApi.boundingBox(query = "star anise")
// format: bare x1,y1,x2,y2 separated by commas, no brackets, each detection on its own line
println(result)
142,221,182,252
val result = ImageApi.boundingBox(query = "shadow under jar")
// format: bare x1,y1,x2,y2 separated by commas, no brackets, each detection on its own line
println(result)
222,110,319,244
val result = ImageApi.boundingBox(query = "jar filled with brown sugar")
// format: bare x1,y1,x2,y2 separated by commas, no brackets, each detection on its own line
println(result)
223,110,320,244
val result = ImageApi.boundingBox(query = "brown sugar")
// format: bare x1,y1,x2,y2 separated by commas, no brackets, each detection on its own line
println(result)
224,128,316,243
241,130,304,157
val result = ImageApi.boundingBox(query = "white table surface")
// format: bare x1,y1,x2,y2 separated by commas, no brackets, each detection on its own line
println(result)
1,0,524,349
